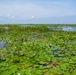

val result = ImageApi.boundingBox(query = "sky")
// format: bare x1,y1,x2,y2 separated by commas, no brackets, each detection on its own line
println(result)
0,0,76,24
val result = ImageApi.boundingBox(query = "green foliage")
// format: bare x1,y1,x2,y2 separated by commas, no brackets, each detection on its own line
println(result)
0,24,76,75
0,28,5,33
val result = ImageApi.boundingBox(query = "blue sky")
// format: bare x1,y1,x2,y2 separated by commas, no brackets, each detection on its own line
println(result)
0,0,76,24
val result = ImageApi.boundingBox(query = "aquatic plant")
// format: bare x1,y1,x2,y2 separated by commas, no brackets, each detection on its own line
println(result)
0,24,76,75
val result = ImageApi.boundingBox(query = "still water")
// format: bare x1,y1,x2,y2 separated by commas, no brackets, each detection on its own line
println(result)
0,42,6,48
57,26,76,32
62,26,76,32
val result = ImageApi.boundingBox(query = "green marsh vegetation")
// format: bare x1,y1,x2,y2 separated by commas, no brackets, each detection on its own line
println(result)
0,24,76,75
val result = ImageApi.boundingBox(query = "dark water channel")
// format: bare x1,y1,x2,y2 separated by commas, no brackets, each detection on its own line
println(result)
52,49,66,58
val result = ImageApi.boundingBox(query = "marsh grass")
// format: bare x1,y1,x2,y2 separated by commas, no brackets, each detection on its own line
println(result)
8,25,50,33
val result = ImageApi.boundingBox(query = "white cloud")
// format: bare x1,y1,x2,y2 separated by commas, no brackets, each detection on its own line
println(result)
10,16,16,19
31,16,35,19
3,14,16,19
6,14,10,17
0,3,76,20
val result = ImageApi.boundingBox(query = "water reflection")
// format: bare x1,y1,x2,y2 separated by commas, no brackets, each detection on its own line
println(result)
48,25,76,32
62,26,76,32
0,42,6,48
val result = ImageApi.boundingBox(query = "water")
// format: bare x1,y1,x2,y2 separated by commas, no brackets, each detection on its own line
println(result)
58,26,76,32
62,26,76,32
0,42,6,48
48,25,76,32
51,47,67,58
